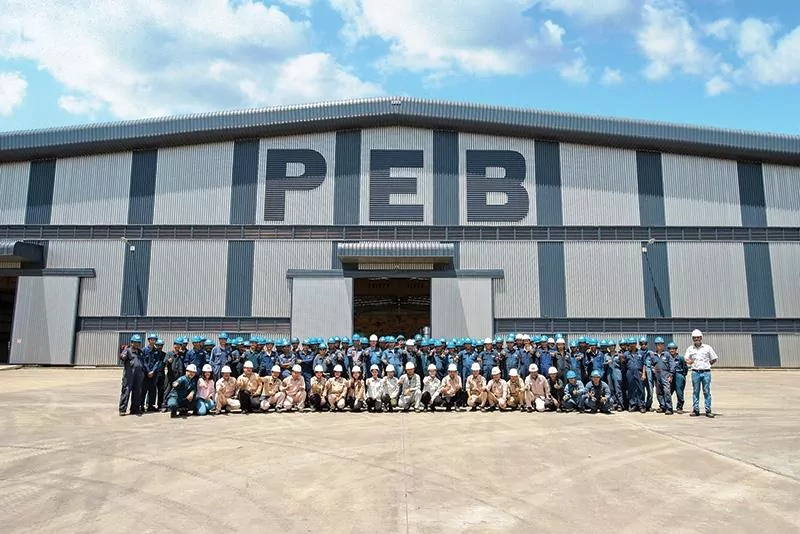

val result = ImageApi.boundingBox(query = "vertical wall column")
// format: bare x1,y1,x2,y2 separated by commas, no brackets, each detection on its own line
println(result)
535,140,567,319
25,159,57,262
333,130,362,225
433,130,460,225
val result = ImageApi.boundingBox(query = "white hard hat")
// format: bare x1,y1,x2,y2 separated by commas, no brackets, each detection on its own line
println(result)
522,334,531,341
427,364,437,371
405,339,415,346
691,329,703,338
491,366,500,375
447,363,458,372
548,366,558,375
515,334,524,340
221,366,232,374
509,368,519,377
202,364,212,372
334,364,343,372
405,361,415,370
547,337,555,344
556,338,565,345
186,364,197,373
243,361,254,369
386,364,395,373
292,364,302,372
314,365,324,373
352,366,361,374
370,364,380,371
271,365,280,373
471,362,480,371
529,364,538,373
484,337,492,344
369,334,378,341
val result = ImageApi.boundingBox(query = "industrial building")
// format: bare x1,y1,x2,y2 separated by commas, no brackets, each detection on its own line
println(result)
0,97,798,367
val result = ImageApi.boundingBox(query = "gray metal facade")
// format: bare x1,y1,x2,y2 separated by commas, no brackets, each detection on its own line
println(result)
1,100,799,367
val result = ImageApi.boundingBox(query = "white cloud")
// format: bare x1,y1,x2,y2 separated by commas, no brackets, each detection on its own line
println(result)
705,76,731,95
559,49,590,83
600,67,623,85
736,18,776,56
0,0,381,119
0,71,27,116
705,18,735,40
279,0,315,7
542,20,566,47
536,0,634,22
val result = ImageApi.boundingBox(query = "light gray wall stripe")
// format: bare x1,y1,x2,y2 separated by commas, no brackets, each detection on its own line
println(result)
535,140,562,225
333,130,362,224
230,140,260,224
433,130,459,225
225,240,254,316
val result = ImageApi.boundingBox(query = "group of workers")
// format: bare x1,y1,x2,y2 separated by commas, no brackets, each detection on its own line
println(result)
118,329,718,418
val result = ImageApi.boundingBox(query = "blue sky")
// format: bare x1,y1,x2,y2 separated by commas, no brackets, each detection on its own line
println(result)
1,0,799,134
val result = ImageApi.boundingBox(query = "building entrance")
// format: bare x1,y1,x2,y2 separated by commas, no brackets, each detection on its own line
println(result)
352,278,430,338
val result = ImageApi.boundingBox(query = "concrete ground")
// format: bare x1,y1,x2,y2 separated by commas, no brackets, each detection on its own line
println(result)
0,369,798,534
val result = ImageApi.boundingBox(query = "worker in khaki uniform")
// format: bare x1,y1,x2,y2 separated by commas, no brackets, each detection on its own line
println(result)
524,364,550,412
347,366,366,412
260,365,287,412
506,368,525,410
214,366,240,414
398,361,422,412
366,364,385,412
237,360,263,414
439,363,461,411
309,365,328,411
325,364,349,411
282,365,307,411
484,367,508,411
381,364,400,412
420,364,441,412
466,362,487,411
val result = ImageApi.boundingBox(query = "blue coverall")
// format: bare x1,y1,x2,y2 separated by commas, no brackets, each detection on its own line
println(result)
141,345,163,411
119,346,144,414
623,351,645,410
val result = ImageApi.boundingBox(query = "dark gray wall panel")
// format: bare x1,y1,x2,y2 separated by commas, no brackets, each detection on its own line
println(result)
369,149,425,222
230,140,260,224
433,130,459,225
737,162,767,227
465,150,528,222
637,151,666,226
642,241,672,318
537,242,566,317
25,159,56,224
535,140,562,225
264,149,327,222
743,243,776,318
127,149,158,225
225,240,254,316
333,130,362,225
752,334,780,367
120,240,151,316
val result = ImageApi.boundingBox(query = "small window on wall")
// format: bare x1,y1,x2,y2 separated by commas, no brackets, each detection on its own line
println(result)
117,332,145,364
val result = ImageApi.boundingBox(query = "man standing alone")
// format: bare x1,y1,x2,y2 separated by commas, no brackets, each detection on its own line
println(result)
684,329,718,418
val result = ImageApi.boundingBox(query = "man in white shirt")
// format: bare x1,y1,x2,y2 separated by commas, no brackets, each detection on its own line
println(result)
684,329,718,418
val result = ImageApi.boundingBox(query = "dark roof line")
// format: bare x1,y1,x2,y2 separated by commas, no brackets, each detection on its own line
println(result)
2,97,799,164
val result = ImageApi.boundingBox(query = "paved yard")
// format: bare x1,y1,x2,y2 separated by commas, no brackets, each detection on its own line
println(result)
0,368,798,533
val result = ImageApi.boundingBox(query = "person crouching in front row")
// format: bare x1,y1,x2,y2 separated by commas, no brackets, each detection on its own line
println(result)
215,366,240,414
260,365,287,412
167,364,197,418
347,366,366,412
237,360,262,414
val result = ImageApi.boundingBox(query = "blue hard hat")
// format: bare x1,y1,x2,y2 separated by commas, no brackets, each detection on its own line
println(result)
387,336,396,343
578,336,587,343
464,338,473,345
599,339,607,346
639,336,648,343
291,337,300,344
130,334,142,343
155,339,164,345
667,342,678,349
569,340,578,348
352,333,360,339
439,338,446,344
342,337,350,344
333,336,340,342
379,336,386,342
263,338,273,345
654,336,665,344
566,370,577,379
444,341,453,349
555,332,564,340
434,340,443,347
414,334,423,341
146,332,157,340
606,339,616,347
218,332,229,340
419,339,429,347
191,335,203,343
249,337,258,344
397,335,405,341
360,337,368,344
204,339,214,346
591,370,602,378
589,338,598,345
506,334,515,342
629,337,638,344
275,339,287,347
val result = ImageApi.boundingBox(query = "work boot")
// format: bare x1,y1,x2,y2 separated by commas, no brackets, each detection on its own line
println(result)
676,409,684,414
639,408,647,413
665,410,673,415
690,411,700,417
705,412,715,418
656,408,664,413
170,408,177,418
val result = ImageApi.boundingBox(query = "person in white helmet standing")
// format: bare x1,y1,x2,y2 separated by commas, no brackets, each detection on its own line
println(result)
282,365,307,411
439,363,462,411
260,365,287,412
214,366,240,414
398,361,422,412
381,364,400,412
466,362,487,411
684,329,718,418
365,364,385,412
484,367,508,411
325,364,349,411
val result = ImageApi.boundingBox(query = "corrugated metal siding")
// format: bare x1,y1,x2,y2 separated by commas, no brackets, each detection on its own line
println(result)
671,334,754,367
662,153,742,226
770,243,800,318
290,277,352,339
0,161,30,224
50,152,132,224
74,331,120,366
560,143,639,225
431,278,493,339
338,241,454,258
10,276,79,365
255,132,336,225
251,240,331,317
47,240,125,316
152,142,234,224
359,127,434,225
778,335,800,368
668,243,749,317
564,242,645,317
763,163,800,226
458,133,537,225
459,241,539,318
147,240,228,316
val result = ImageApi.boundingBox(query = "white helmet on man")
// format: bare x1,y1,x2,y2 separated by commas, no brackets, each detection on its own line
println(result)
515,334,524,341
691,329,703,338
491,367,501,376
369,334,378,342
427,364,437,371
529,363,538,373
548,366,558,375
385,364,395,374
314,365,324,373
221,366,232,374
405,361,415,370
271,365,280,373
243,361,253,369
556,338,565,345
333,364,343,372
471,362,481,371
447,363,458,372
522,334,531,341
291,364,302,373
509,368,519,377
186,364,197,373
406,339,415,347
484,337,492,345
547,337,555,344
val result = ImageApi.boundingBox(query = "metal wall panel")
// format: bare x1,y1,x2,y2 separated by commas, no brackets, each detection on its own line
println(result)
11,276,79,365
154,331,290,346
770,243,800,318
0,161,30,224
668,243,749,317
458,133,537,225
147,240,227,316
152,142,234,224
251,240,331,317
360,127,434,225
778,335,800,368
564,242,645,317
671,334,754,367
431,277,493,339
74,331,120,366
560,143,640,225
763,163,800,227
662,153,742,226
50,152,132,224
47,240,125,316
290,277,352,339
255,132,336,225
459,241,539,318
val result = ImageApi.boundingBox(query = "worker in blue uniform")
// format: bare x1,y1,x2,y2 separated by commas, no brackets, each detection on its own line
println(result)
668,341,688,413
314,343,330,375
184,336,207,370
209,332,231,381
458,339,477,392
621,342,646,412
504,335,520,380
241,338,261,376
276,339,296,379
298,339,316,390
583,370,613,414
479,338,497,380
562,370,584,412
161,339,185,412
383,336,402,378
603,340,623,410
141,333,163,413
119,334,145,416
639,336,655,412
167,364,197,418
650,337,674,415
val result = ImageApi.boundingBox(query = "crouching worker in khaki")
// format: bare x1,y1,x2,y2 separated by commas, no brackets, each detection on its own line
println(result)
484,367,508,411
524,364,550,412
214,365,240,414
260,365,287,412
237,360,263,414
309,365,328,411
326,365,349,411
506,368,525,410
466,362,487,411
282,365,307,411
